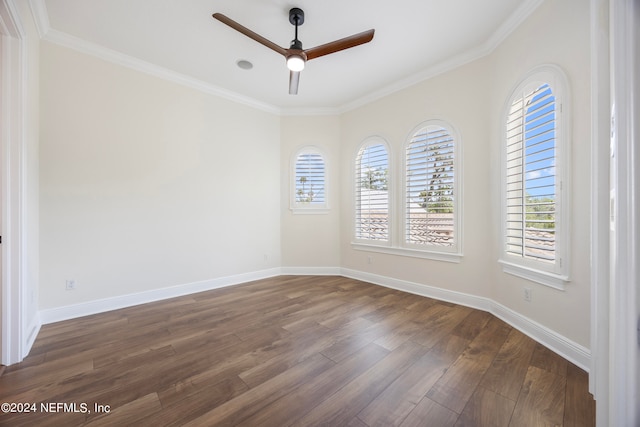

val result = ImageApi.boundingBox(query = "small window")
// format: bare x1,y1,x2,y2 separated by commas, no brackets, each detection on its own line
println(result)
405,122,460,253
501,65,570,288
355,139,390,243
291,147,328,213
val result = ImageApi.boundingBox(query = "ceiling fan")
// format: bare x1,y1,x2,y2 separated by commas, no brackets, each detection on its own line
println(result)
212,8,375,95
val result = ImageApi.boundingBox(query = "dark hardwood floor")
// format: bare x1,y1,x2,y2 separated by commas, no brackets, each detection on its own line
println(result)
0,276,595,426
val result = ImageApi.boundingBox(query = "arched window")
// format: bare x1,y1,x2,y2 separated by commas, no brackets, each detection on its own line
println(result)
355,138,390,243
405,121,460,253
501,65,570,288
291,147,328,213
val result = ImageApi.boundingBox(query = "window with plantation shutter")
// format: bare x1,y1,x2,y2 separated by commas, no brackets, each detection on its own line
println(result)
355,140,389,242
405,122,459,252
291,148,328,213
501,66,570,289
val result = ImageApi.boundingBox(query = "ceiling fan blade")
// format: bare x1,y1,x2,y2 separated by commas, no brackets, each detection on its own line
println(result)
304,29,375,61
212,13,287,57
289,71,300,95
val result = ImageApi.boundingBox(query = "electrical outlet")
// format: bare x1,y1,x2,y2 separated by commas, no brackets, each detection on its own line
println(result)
65,280,76,290
524,287,532,302
367,256,373,264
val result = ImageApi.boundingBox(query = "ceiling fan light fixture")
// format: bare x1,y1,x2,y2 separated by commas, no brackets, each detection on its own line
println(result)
286,54,305,71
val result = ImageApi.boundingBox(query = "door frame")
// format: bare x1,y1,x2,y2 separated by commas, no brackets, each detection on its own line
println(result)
0,0,27,366
607,0,639,425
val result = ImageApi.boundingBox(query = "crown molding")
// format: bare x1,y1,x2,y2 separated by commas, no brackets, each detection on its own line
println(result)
42,28,282,115
29,0,543,117
28,0,48,37
336,0,545,114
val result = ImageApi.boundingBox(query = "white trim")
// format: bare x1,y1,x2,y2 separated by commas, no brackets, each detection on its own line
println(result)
34,267,590,372
499,64,571,288
589,1,611,421
608,1,639,425
39,268,281,324
340,267,590,371
39,28,281,115
28,0,544,117
351,243,462,264
280,267,341,276
27,0,47,38
499,259,568,290
290,146,329,213
337,0,545,114
353,136,393,245
402,119,463,256
1,0,30,366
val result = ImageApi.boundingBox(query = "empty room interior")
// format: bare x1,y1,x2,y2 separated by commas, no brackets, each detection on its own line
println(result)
1,0,638,426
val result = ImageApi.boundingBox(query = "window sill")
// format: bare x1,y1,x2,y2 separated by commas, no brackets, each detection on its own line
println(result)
352,243,462,263
290,207,330,215
499,259,568,290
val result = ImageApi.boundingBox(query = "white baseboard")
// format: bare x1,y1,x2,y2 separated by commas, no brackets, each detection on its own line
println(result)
36,266,590,371
341,268,591,372
39,268,281,325
280,266,342,276
24,313,42,359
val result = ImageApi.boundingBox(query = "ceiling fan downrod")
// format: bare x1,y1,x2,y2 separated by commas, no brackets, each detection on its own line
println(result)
289,7,304,50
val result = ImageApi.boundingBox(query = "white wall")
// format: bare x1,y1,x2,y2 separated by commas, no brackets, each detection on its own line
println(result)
339,56,494,298
487,0,591,348
338,0,591,348
280,115,341,270
39,42,281,309
35,0,591,359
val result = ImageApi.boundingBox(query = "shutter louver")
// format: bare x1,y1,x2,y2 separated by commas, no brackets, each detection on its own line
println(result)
295,153,325,204
356,143,389,241
505,84,556,263
406,126,455,247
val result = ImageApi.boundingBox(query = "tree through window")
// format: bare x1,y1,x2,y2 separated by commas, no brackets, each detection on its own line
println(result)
405,123,458,249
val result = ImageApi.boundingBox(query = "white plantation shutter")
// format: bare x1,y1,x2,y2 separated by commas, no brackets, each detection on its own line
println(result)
295,152,325,204
505,83,557,263
406,125,456,248
355,142,389,242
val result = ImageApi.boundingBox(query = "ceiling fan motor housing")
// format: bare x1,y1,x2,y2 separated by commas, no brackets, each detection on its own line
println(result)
289,8,304,26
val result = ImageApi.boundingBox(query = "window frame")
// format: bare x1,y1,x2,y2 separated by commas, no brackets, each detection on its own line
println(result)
402,119,462,256
351,128,463,264
499,65,571,289
353,136,392,247
290,146,329,214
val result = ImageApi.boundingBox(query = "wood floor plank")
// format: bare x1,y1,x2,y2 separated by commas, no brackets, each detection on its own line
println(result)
455,386,516,427
409,303,474,348
563,362,596,427
239,342,390,427
181,353,335,426
510,366,566,426
0,276,595,427
426,316,512,413
291,341,429,427
141,377,249,426
530,342,568,377
357,349,457,427
85,392,162,426
399,397,459,427
479,327,537,400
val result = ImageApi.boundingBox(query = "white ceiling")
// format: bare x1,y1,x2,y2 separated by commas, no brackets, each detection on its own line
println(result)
37,0,542,113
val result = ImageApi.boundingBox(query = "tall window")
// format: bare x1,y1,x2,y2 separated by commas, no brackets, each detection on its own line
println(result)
405,122,459,252
502,66,569,288
355,140,389,242
291,148,327,213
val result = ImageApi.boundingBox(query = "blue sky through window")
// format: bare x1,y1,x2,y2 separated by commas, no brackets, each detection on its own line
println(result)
524,84,556,200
